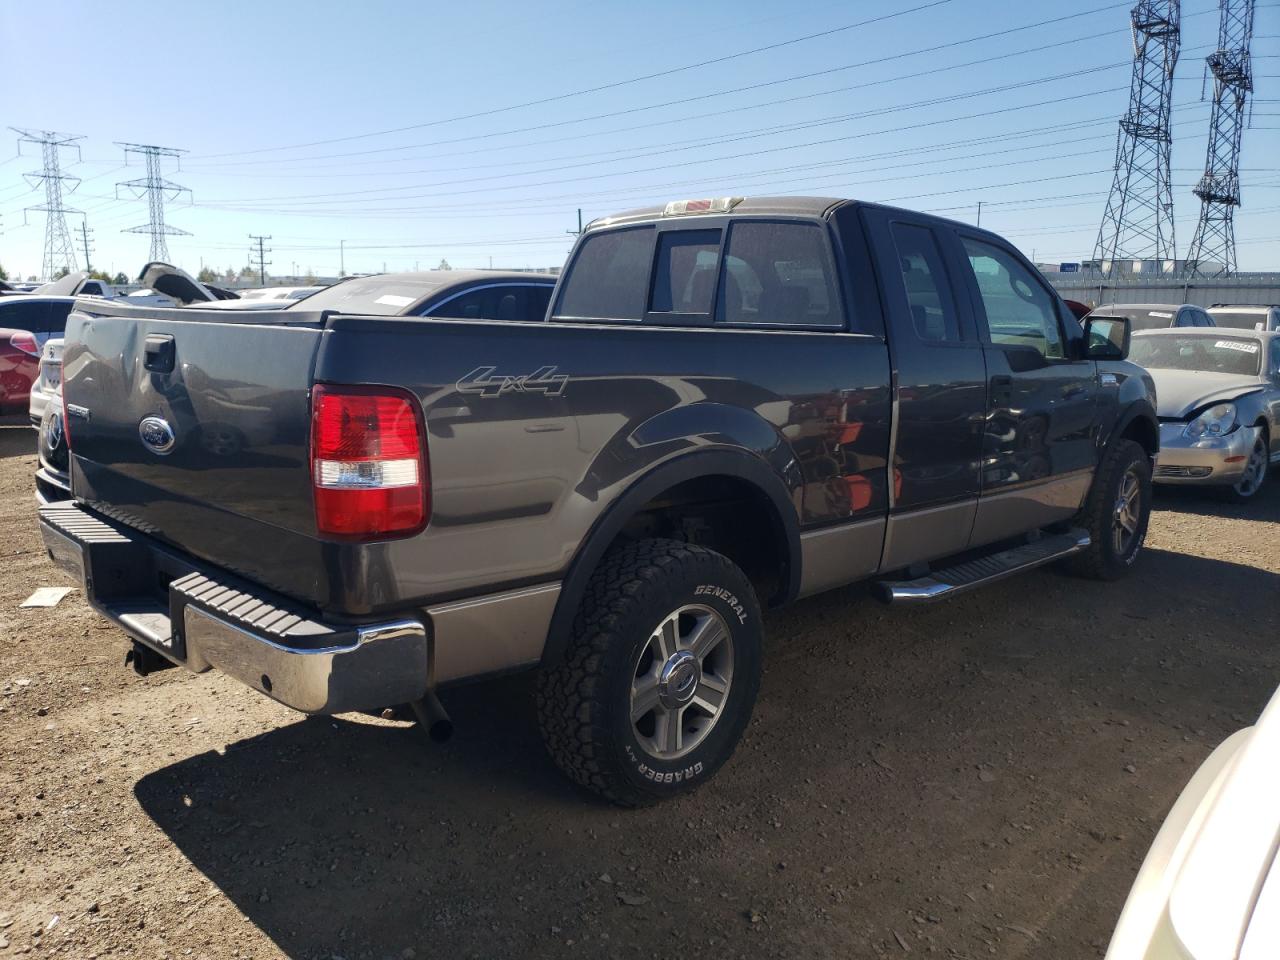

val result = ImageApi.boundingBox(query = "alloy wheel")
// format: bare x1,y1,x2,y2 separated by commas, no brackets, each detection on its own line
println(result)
630,604,734,761
1112,467,1143,557
1233,436,1268,498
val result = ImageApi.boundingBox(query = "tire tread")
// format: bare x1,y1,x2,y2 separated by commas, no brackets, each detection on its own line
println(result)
1066,439,1150,580
535,538,755,806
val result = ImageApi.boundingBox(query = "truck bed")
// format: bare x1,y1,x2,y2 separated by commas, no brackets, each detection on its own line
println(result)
61,298,892,617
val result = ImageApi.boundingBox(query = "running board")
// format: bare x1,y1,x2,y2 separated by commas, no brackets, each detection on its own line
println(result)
873,529,1091,605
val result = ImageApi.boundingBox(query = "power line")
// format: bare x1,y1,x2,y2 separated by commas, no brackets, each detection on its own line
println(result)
115,143,191,262
186,2,1139,171
191,0,957,160
193,28,1145,183
194,105,1213,223
202,68,1137,209
10,127,84,279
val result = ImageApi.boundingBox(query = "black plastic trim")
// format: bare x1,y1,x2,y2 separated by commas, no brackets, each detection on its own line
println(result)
540,449,801,667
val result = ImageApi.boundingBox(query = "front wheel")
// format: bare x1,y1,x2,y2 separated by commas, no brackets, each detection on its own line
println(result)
536,538,762,806
1065,439,1152,580
1219,430,1269,503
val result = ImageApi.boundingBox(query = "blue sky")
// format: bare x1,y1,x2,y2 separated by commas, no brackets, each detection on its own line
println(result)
1,0,1277,280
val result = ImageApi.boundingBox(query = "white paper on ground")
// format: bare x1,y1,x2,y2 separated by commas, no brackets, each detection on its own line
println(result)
20,587,74,608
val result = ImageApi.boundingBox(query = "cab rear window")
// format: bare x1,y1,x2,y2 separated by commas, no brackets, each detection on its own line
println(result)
716,222,838,327
554,226,654,322
650,230,720,315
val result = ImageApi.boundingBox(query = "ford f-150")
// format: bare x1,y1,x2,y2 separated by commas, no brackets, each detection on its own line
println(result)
40,196,1158,805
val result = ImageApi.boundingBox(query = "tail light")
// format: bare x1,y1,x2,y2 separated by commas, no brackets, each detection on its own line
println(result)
10,332,39,357
310,384,429,540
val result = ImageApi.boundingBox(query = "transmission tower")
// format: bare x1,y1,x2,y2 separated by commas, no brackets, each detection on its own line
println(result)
1093,2,1181,275
1184,0,1256,277
11,128,84,280
249,235,272,285
115,143,191,263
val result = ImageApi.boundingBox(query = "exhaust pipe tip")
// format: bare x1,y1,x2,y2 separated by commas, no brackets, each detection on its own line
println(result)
427,717,454,743
409,692,454,743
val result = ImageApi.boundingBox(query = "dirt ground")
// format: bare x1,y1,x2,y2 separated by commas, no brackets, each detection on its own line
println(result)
1,417,1277,960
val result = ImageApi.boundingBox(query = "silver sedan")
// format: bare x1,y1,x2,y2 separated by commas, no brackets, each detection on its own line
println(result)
1129,329,1280,502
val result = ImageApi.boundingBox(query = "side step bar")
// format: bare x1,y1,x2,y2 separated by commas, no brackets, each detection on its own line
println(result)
873,529,1090,605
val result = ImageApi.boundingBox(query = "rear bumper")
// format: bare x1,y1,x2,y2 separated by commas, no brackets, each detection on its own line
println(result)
1154,423,1259,486
38,502,559,714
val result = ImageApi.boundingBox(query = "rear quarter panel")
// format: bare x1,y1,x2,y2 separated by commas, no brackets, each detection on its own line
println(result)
317,316,891,605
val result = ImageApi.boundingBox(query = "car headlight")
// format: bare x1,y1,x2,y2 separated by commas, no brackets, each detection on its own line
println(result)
1184,402,1237,439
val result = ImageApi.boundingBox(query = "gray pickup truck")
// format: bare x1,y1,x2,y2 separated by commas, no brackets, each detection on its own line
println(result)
40,196,1158,805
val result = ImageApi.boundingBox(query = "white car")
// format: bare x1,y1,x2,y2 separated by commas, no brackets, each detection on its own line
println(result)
1106,684,1280,959
27,337,62,427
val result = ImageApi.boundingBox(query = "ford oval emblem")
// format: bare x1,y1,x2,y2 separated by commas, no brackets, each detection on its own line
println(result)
139,415,177,455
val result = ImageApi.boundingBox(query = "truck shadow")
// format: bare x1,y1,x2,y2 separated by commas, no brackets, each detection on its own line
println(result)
132,547,1280,959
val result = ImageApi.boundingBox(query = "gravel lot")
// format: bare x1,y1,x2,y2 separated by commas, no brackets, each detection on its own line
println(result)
2,416,1277,960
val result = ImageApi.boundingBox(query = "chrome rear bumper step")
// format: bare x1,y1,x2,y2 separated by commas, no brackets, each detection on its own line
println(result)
873,528,1090,605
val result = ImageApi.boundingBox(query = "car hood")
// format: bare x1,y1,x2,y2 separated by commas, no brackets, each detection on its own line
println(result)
1148,369,1265,420
136,262,239,305
35,271,90,296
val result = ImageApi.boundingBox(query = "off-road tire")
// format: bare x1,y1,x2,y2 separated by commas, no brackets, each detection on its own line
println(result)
535,538,762,807
1065,439,1152,580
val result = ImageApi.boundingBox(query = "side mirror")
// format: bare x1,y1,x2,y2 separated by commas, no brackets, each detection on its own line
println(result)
1084,315,1131,360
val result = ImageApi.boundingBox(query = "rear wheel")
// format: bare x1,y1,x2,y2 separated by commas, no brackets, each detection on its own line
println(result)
1065,439,1152,580
1220,430,1268,503
535,538,762,806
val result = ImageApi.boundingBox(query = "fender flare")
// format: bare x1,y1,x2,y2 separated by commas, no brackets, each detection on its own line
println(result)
540,449,801,667
1107,400,1159,462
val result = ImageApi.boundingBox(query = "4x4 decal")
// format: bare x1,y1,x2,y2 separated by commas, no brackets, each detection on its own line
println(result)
456,365,568,398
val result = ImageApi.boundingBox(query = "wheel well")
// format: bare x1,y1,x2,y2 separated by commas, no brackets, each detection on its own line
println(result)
1119,415,1159,462
611,474,791,605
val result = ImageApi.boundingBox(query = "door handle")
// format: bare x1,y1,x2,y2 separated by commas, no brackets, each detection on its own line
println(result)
990,375,1012,406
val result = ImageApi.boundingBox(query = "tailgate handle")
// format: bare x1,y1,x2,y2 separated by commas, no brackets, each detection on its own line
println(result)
143,335,176,374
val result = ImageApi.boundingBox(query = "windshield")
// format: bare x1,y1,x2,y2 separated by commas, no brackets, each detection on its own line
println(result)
287,277,443,315
1129,335,1262,376
1208,310,1267,330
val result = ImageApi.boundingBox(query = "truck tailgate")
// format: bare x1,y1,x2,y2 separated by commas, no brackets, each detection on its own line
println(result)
62,301,327,603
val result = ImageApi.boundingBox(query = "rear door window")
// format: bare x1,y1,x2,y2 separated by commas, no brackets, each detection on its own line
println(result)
888,223,964,342
649,230,720,316
554,226,654,322
715,221,841,328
